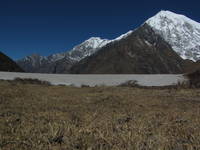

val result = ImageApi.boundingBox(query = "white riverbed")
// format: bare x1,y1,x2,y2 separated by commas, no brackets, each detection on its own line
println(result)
0,72,187,87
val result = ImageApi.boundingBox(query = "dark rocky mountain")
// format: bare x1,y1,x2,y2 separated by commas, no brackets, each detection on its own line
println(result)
17,37,110,73
0,51,24,72
70,24,185,74
17,11,200,74
17,54,75,73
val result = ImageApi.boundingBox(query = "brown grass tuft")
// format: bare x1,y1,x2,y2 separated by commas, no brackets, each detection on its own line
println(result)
0,80,200,149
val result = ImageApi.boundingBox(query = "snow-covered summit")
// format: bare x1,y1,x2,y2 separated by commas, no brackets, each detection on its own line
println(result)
67,37,110,61
146,10,200,61
147,10,200,30
83,37,110,49
67,31,137,61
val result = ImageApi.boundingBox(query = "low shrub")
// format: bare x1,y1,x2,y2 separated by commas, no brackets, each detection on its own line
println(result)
81,84,90,88
119,80,139,87
119,80,190,89
186,69,200,88
13,78,51,86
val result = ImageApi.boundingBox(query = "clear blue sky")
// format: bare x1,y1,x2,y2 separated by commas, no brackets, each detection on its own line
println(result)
0,0,199,60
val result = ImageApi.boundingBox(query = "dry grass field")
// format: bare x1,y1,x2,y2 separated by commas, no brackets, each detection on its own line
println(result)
0,80,200,150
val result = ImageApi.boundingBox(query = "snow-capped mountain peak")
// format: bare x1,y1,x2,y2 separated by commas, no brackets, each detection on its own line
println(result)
65,37,110,61
79,37,110,49
147,10,200,31
146,10,200,61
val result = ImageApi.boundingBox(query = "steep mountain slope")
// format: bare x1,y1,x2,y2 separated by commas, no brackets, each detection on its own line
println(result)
146,10,200,61
0,52,24,72
70,24,185,74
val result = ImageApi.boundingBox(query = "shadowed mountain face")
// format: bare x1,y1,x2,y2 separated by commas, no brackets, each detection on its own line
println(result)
16,37,110,73
16,54,75,73
70,24,185,74
0,52,24,72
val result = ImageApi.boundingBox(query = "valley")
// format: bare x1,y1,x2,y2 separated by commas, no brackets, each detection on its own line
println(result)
1,9,200,150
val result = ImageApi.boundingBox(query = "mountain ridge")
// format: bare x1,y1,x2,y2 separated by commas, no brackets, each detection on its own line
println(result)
16,31,135,73
17,10,200,73
70,24,185,74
